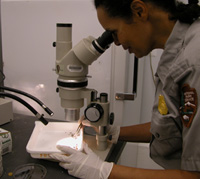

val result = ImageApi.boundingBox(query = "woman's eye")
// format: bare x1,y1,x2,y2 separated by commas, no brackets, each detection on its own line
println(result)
112,31,117,37
111,31,118,40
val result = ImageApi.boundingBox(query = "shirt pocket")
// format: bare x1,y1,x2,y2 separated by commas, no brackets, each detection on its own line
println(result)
150,112,182,157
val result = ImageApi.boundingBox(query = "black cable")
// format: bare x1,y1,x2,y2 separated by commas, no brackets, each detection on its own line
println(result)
0,69,5,84
0,92,48,125
0,86,54,116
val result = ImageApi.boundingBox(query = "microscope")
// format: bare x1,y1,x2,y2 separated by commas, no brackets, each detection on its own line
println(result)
54,24,114,150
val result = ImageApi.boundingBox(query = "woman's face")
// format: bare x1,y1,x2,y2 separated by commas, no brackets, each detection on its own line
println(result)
97,7,154,58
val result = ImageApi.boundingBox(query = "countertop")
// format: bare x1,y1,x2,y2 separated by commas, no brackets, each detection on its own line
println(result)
0,113,125,178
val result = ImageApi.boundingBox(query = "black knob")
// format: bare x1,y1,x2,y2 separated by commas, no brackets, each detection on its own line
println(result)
52,42,56,47
109,112,114,125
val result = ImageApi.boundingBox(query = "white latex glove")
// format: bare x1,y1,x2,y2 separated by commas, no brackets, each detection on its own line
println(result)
82,120,120,144
50,143,113,179
106,125,120,144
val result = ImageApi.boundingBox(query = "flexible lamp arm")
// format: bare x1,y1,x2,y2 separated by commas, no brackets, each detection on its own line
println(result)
0,92,48,125
0,86,54,116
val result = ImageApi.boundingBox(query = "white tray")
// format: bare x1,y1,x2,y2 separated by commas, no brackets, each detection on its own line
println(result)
26,121,83,159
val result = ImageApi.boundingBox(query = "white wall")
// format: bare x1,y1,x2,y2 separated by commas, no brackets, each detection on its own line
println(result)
2,0,112,120
117,52,163,169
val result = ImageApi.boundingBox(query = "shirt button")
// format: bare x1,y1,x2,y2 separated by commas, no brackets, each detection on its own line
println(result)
155,133,160,138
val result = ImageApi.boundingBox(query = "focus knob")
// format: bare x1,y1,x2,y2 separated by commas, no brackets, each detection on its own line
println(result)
109,113,114,125
84,103,104,122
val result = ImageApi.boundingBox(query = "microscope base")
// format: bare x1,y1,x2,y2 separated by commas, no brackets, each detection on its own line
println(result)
84,134,112,161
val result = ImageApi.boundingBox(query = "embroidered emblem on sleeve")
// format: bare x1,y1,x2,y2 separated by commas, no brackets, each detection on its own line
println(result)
158,95,168,115
179,84,197,128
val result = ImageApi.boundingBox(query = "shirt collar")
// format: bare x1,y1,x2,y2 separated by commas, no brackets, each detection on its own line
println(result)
156,21,190,82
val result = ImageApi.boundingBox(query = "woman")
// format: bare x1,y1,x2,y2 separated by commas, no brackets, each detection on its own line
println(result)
50,0,200,178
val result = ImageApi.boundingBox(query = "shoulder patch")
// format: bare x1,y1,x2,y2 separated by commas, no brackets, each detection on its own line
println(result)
179,84,197,128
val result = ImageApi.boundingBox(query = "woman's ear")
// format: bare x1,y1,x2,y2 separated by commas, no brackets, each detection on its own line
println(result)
130,0,148,21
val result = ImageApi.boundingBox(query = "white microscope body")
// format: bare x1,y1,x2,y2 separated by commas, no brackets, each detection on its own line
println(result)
54,24,114,150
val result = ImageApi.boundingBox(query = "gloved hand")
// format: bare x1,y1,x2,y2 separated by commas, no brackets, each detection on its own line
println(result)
50,143,113,179
82,120,120,144
106,125,120,144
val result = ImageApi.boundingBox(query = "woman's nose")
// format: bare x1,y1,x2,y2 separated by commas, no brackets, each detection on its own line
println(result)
114,40,121,46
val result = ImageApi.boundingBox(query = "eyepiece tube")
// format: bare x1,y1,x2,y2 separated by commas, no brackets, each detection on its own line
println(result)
92,31,114,53
65,108,80,122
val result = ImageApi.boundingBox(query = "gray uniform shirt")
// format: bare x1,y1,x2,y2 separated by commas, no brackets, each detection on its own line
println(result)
150,19,200,171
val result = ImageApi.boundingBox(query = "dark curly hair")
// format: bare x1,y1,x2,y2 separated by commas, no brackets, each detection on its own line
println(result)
94,0,200,24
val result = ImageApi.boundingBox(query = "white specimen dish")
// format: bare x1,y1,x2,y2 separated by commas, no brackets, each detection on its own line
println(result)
26,121,83,159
